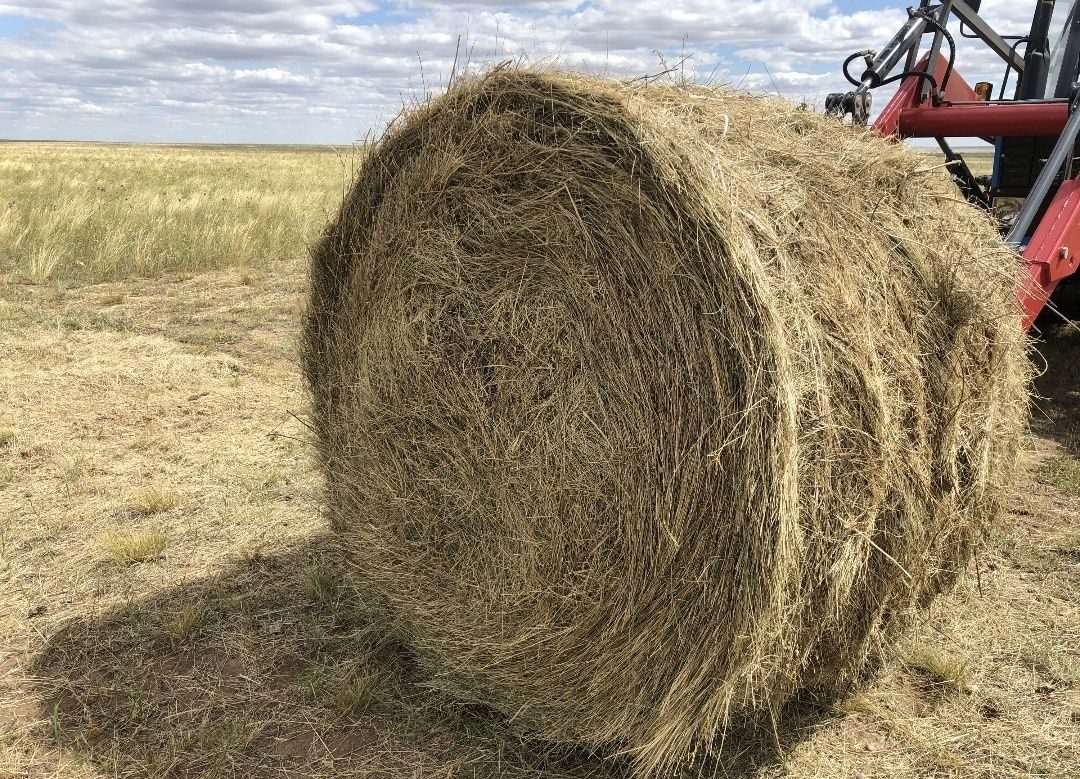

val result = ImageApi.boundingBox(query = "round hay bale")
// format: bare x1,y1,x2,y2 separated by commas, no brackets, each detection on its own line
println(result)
302,69,1029,775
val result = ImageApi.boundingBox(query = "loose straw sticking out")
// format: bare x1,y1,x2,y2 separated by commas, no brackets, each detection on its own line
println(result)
302,68,1030,778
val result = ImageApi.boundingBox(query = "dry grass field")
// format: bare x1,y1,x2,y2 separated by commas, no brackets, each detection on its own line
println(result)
0,142,1077,779
0,143,354,283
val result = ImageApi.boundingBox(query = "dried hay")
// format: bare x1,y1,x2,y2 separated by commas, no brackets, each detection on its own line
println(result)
301,68,1030,776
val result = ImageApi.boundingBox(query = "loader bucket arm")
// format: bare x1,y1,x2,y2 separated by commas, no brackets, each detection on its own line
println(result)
862,2,1080,329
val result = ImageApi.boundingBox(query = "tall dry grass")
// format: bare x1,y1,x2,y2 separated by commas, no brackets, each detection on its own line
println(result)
0,142,356,283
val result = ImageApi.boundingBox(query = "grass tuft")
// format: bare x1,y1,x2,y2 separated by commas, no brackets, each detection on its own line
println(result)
58,454,88,489
1021,641,1079,689
1036,455,1080,495
129,432,161,452
1057,532,1080,561
133,487,181,515
163,603,207,643
0,427,15,448
237,542,265,565
906,646,970,694
303,558,341,607
833,691,890,719
105,529,168,564
331,672,383,718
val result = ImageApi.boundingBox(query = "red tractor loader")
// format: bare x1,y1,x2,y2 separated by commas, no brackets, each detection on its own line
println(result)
826,0,1080,328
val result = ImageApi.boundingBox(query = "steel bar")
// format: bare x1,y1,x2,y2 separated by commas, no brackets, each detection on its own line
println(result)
950,0,1027,73
897,100,1069,137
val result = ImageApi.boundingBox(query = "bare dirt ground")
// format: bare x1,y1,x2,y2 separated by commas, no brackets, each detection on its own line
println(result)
0,268,1077,778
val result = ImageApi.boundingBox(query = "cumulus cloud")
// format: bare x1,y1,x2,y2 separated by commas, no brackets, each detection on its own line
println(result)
0,0,1050,142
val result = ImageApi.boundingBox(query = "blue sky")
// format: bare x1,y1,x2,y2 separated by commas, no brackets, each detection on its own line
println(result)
0,1,1038,143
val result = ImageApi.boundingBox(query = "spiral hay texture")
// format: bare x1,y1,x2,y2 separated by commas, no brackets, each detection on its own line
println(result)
302,69,1029,775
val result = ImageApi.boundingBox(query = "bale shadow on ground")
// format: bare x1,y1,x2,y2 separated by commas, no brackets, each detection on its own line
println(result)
31,533,841,779
1031,320,1080,456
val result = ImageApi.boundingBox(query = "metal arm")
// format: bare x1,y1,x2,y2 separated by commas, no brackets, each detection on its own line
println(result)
826,9,931,124
922,1,955,102
856,10,931,90
1018,1,1057,100
951,1,1027,74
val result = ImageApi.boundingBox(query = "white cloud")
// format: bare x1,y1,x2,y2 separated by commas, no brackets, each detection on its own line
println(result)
0,1,1057,142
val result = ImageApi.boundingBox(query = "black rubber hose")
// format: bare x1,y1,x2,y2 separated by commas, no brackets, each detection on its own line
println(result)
879,70,940,93
843,52,865,87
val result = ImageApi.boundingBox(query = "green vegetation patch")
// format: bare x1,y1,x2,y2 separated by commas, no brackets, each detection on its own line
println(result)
1036,455,1080,495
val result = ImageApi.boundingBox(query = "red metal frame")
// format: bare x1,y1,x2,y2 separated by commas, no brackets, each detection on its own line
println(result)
1019,178,1080,328
875,54,1080,328
897,102,1068,138
873,53,980,136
